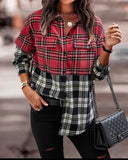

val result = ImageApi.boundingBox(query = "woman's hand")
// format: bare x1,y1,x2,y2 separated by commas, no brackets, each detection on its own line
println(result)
22,86,48,111
104,23,122,50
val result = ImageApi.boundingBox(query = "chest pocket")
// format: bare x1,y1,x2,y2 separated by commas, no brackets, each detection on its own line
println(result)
35,36,57,55
34,36,58,72
73,38,96,49
73,38,96,59
68,38,97,71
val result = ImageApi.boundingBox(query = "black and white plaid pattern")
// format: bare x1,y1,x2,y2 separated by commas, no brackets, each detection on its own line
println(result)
12,47,109,136
12,48,33,76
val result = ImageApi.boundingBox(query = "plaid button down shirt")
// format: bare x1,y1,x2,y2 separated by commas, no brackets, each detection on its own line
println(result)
13,9,109,136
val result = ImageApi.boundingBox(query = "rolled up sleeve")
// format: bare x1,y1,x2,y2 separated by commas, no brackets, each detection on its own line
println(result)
12,47,33,76
92,57,110,81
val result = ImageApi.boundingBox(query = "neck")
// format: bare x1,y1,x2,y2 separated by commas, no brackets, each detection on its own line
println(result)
58,2,74,14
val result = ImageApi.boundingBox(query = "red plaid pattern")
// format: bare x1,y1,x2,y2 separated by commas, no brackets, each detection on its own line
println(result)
15,9,105,75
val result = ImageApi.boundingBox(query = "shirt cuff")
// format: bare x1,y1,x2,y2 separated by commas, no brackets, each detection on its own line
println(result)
12,46,32,76
15,64,30,76
92,57,110,80
95,57,109,71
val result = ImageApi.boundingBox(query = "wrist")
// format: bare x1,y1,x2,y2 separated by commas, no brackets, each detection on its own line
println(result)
103,45,112,54
104,44,113,51
21,81,30,90
22,85,31,92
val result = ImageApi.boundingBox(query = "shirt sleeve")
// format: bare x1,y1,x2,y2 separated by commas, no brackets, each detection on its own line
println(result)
92,57,110,81
15,14,35,53
94,16,105,60
92,17,109,80
12,46,33,76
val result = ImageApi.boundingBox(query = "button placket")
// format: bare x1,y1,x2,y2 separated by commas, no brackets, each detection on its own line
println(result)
64,51,67,55
63,40,68,75
60,75,66,98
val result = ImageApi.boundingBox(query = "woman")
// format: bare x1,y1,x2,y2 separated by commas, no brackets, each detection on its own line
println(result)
13,0,122,158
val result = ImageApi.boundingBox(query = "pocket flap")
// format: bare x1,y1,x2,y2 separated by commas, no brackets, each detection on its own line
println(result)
73,39,96,49
35,36,57,48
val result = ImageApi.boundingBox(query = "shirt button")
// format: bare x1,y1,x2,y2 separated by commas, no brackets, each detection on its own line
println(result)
64,52,67,55
63,71,66,74
62,92,66,98
60,76,66,82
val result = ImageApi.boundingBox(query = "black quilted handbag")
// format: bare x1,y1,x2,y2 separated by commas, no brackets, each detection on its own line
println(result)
92,74,128,150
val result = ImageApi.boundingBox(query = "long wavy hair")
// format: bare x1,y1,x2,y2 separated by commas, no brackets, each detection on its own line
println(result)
40,0,95,39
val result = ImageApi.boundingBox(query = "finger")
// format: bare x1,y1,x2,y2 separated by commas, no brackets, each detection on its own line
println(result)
40,97,48,106
111,32,122,38
107,28,121,34
106,35,122,42
111,36,122,40
108,26,120,33
106,32,122,38
36,104,43,110
109,24,120,29
31,104,40,111
34,105,42,111
110,36,122,42
35,99,43,109
33,91,46,107
31,101,42,111
34,91,48,106
35,108,42,112
106,29,122,34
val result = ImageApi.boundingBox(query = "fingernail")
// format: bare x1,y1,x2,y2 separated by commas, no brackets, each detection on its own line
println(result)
45,103,48,106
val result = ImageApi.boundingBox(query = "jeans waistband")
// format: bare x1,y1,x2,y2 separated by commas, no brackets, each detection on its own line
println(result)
41,95,61,106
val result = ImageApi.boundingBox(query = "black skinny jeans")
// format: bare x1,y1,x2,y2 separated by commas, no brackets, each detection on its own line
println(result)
30,96,110,159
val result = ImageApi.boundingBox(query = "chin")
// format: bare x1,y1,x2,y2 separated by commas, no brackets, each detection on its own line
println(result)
60,0,75,5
